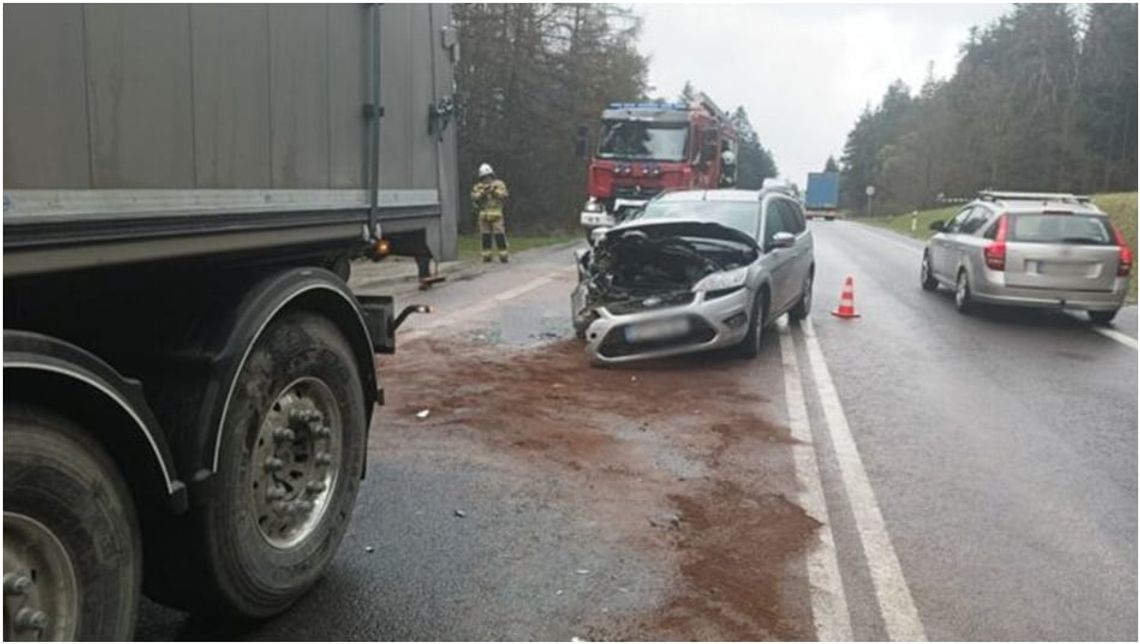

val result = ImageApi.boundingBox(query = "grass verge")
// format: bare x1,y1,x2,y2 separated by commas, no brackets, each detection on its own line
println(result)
456,233,581,261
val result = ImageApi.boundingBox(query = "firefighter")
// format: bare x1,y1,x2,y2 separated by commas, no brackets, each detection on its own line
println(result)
471,163,510,262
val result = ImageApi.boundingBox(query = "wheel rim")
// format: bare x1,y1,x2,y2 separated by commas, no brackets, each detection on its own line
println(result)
956,273,967,307
921,256,930,283
250,377,343,549
3,513,79,641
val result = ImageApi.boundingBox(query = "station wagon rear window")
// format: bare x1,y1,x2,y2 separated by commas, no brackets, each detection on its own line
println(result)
1009,214,1113,245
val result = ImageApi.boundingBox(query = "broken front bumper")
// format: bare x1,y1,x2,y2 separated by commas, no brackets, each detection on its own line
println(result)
582,286,754,364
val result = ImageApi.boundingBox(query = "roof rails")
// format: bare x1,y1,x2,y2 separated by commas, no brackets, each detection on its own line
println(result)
761,177,798,197
978,190,1092,204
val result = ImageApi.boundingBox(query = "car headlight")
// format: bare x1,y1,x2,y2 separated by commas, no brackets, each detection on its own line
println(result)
692,267,749,293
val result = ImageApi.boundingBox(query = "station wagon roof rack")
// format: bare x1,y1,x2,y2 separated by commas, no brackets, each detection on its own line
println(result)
978,190,1092,204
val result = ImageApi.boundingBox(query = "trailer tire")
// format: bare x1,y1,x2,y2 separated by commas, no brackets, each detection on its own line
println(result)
3,403,142,641
193,311,367,619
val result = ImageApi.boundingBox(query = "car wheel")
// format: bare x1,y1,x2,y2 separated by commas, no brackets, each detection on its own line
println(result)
1088,309,1118,325
921,252,938,291
789,271,813,321
954,269,974,314
736,291,765,359
4,404,143,641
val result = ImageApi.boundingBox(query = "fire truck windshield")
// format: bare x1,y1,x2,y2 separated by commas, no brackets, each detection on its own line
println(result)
597,121,688,162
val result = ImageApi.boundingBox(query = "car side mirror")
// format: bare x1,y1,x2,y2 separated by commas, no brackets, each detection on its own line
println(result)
929,220,945,232
768,231,795,251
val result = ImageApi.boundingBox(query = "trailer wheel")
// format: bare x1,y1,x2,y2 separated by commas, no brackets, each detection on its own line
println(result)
196,311,366,618
3,404,142,641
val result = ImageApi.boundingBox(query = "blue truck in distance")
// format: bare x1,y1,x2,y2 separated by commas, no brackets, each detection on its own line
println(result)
804,171,841,220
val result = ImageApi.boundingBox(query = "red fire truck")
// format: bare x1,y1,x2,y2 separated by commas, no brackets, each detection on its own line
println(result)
579,93,738,232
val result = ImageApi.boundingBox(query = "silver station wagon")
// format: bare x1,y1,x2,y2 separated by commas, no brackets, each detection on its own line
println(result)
921,191,1132,323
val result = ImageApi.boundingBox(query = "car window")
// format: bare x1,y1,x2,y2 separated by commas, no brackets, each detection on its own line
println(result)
944,207,975,233
638,199,760,237
763,199,789,246
778,199,806,234
1009,214,1113,244
960,207,993,235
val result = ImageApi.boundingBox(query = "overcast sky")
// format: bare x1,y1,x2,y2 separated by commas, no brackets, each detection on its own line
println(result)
636,3,1013,187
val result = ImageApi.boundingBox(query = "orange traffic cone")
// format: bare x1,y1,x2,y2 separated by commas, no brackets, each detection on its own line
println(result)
831,275,861,319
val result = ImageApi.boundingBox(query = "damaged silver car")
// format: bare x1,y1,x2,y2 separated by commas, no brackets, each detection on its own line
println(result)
571,187,814,364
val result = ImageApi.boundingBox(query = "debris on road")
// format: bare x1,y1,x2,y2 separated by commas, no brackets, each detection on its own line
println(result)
416,409,431,419
555,589,564,596
379,337,806,639
364,546,375,554
454,509,467,518
648,512,683,530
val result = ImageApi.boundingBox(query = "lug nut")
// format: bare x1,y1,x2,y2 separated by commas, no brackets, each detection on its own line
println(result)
4,573,32,596
270,501,287,514
306,481,327,494
266,486,287,500
312,425,332,438
314,452,332,466
14,608,47,632
273,427,296,442
264,457,285,472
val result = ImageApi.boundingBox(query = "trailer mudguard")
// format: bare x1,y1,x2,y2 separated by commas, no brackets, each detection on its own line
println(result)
199,267,379,486
3,330,188,512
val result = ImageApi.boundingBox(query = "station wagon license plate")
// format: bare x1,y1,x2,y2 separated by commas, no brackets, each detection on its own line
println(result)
624,317,691,343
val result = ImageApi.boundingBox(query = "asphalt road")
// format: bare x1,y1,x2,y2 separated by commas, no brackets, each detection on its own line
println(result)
136,224,1137,641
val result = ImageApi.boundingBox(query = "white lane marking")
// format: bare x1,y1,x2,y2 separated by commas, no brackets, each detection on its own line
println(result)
401,271,563,342
776,320,854,641
800,317,927,641
1087,323,1138,350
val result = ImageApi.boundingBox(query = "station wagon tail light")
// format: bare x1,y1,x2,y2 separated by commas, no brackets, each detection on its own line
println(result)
1112,224,1132,277
983,214,1008,271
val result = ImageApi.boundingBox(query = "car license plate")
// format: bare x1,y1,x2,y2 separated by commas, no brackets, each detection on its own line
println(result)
1037,261,1093,277
624,317,690,343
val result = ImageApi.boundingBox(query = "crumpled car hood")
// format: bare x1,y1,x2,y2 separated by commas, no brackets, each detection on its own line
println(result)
599,218,759,251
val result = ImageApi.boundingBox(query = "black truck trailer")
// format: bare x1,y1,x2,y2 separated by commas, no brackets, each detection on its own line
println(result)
3,4,458,639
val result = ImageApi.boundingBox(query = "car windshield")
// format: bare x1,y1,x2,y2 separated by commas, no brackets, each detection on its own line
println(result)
638,199,758,237
1010,214,1113,244
597,121,688,161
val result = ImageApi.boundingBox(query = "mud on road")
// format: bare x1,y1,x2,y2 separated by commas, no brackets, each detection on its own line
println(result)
376,332,820,640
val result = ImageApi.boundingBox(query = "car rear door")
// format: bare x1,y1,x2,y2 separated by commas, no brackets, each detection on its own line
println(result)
778,198,813,292
760,196,796,311
1002,212,1120,292
951,205,997,277
932,207,973,278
